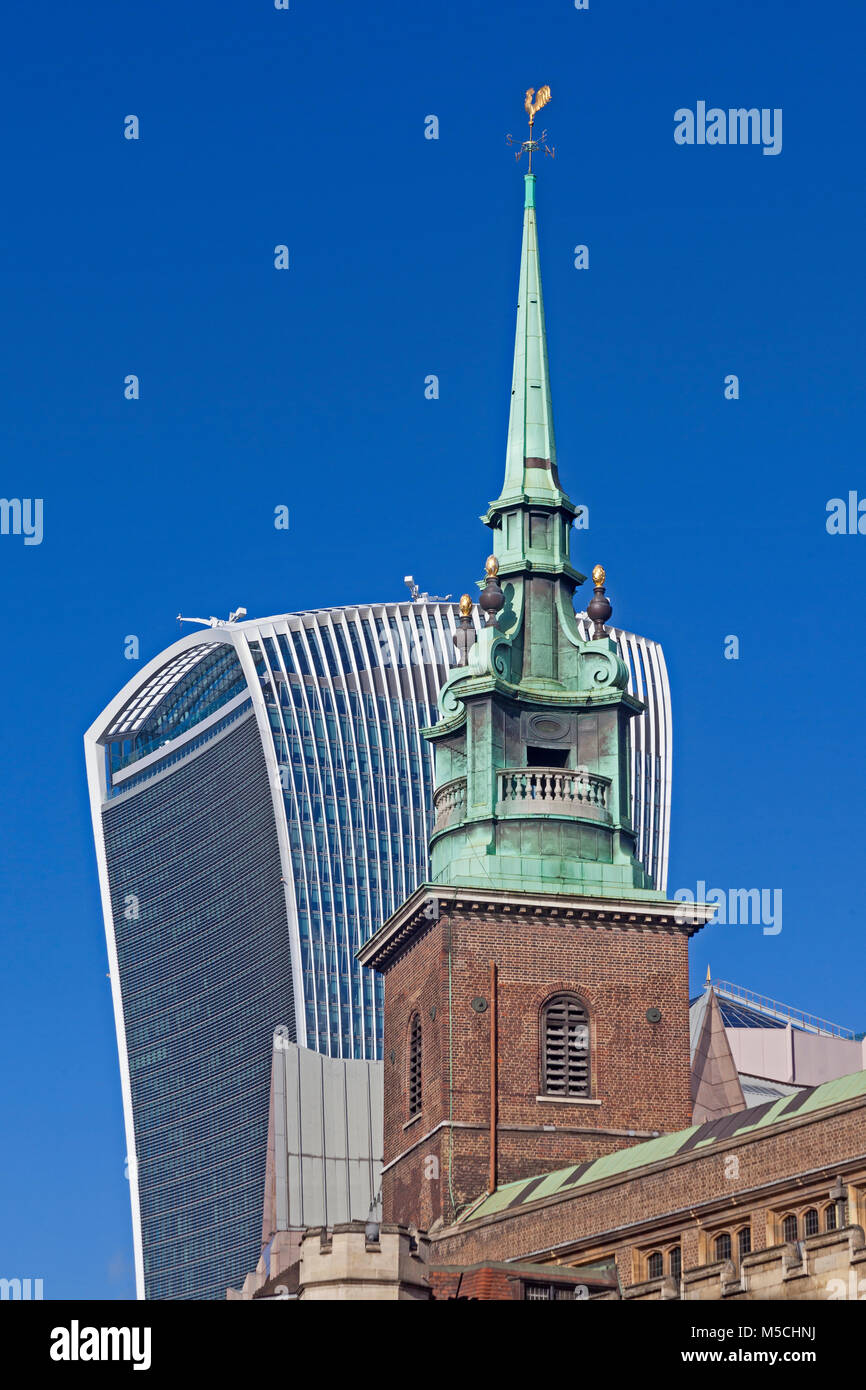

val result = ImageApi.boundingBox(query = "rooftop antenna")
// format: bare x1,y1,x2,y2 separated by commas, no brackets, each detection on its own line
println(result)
404,575,452,604
177,606,248,629
506,85,555,172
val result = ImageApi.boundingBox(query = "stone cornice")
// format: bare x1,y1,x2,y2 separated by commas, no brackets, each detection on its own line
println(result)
356,883,716,972
423,680,640,743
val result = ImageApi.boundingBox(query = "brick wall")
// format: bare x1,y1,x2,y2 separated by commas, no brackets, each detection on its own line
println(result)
380,894,693,1228
429,1267,518,1300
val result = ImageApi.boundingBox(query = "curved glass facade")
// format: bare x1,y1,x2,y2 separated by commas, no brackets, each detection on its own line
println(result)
85,599,671,1298
100,711,293,1299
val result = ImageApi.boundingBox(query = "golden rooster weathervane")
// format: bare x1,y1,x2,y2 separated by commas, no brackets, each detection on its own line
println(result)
506,85,555,172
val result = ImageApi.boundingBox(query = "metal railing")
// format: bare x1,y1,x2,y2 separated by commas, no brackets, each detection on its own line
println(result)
713,979,855,1039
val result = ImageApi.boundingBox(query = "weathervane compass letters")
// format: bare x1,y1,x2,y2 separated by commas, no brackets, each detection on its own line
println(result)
506,85,555,172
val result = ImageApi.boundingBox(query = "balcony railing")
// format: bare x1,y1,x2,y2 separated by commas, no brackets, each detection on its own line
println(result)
497,767,611,821
431,767,613,832
432,776,467,833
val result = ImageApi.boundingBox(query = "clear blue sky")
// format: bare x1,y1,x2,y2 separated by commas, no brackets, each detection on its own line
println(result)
1,0,864,1299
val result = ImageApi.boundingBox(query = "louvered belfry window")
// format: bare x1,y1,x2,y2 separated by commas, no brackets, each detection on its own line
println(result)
408,1013,422,1116
542,994,590,1097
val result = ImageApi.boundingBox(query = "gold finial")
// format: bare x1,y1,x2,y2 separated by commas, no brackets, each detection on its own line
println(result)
506,85,555,171
588,564,612,638
458,593,473,617
706,964,712,987
485,555,499,577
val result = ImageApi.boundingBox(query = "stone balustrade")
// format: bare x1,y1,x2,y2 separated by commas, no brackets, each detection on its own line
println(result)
432,776,467,833
497,767,611,822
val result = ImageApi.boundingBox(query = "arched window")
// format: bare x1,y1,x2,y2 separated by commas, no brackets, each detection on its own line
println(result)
714,1232,732,1262
669,1246,682,1279
542,994,590,1097
737,1226,752,1260
408,1013,422,1117
647,1251,663,1279
782,1214,799,1243
803,1208,819,1237
825,1204,837,1232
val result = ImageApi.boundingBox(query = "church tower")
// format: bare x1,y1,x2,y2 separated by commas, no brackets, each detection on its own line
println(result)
359,127,713,1231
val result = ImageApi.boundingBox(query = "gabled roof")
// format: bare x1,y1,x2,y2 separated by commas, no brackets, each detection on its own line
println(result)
458,1069,866,1224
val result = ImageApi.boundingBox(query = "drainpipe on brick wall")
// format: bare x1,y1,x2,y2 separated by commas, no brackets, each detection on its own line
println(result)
447,912,457,1220
489,960,498,1194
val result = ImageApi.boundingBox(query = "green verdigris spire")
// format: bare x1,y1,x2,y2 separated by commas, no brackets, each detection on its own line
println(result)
424,168,662,902
501,175,560,502
482,174,582,586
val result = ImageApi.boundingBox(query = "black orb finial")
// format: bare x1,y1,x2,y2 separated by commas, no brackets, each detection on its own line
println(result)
453,594,477,666
478,555,505,628
587,563,612,639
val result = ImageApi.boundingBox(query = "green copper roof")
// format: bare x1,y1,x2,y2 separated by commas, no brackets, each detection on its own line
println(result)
457,1068,866,1224
425,170,659,901
486,173,575,524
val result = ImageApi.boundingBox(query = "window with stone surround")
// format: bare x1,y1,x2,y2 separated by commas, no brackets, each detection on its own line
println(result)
640,1241,682,1282
541,993,590,1098
703,1222,751,1270
522,1281,583,1300
773,1193,849,1244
